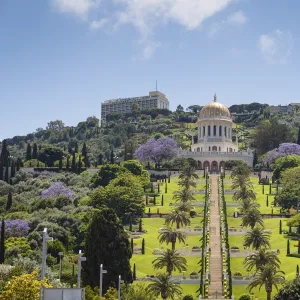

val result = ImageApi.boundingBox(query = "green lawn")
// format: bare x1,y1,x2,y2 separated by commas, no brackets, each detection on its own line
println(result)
226,176,300,299
131,176,205,299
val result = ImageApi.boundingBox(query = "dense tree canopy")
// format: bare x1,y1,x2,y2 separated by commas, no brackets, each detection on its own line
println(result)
82,208,132,291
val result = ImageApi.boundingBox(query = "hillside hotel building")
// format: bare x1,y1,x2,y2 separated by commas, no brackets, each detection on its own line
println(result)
101,91,169,120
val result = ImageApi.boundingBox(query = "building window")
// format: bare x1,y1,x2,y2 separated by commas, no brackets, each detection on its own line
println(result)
212,146,217,151
203,126,205,136
213,125,216,136
224,127,227,137
208,126,211,136
209,146,211,151
197,147,200,152
219,126,222,136
219,147,221,151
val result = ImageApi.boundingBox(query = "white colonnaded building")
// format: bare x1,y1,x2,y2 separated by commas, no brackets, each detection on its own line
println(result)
180,95,253,171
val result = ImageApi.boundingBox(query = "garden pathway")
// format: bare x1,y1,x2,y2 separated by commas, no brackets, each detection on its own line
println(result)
208,175,223,296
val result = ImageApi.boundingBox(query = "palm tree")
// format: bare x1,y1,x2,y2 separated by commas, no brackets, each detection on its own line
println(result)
239,199,259,214
231,161,251,180
158,228,187,250
233,185,256,202
152,249,187,275
244,248,281,272
241,208,264,229
243,227,271,250
178,165,198,190
248,264,285,300
173,189,195,203
147,273,183,300
165,210,190,229
175,202,192,213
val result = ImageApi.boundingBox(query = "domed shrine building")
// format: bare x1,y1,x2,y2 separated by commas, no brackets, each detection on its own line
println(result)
180,95,253,172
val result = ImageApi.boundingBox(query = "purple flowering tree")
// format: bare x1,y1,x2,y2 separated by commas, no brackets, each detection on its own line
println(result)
0,219,30,237
134,137,178,166
264,143,300,164
41,182,74,200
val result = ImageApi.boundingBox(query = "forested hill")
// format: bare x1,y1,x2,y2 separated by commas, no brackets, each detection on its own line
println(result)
2,102,300,169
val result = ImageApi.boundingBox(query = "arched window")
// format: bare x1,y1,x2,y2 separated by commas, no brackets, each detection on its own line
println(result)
208,126,211,136
229,148,233,152
219,126,222,136
209,146,211,151
197,147,200,152
219,147,221,151
224,126,227,137
212,146,217,151
213,125,217,136
203,126,206,136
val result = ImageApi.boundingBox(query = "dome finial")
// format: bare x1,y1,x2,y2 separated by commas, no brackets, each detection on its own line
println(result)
214,93,217,102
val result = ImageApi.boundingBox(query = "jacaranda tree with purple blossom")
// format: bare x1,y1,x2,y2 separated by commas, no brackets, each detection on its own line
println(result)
134,137,178,167
264,143,300,164
41,182,74,200
0,219,30,238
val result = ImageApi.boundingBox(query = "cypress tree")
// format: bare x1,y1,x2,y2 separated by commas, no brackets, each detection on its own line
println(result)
4,163,9,183
74,142,78,153
110,150,114,164
10,161,15,178
0,165,3,181
66,156,70,171
71,152,76,172
133,263,136,280
269,184,272,195
32,143,38,159
297,265,299,277
26,143,32,161
161,195,164,206
131,238,134,252
165,183,168,193
58,158,63,170
141,238,145,255
78,155,82,174
98,154,103,165
6,192,12,211
253,150,258,168
157,184,160,193
266,196,269,207
262,185,264,194
0,140,9,165
0,219,5,264
139,219,142,232
298,241,300,255
297,128,300,145
129,218,132,232
81,142,90,167
153,196,156,205
279,220,282,234
146,195,148,205
287,239,290,255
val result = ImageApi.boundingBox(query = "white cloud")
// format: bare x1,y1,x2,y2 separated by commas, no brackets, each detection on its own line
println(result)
115,0,235,38
227,10,247,25
208,10,247,37
52,0,101,19
258,30,293,64
142,41,161,60
89,18,108,30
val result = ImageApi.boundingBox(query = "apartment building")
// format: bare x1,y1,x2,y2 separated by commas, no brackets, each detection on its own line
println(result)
101,91,169,120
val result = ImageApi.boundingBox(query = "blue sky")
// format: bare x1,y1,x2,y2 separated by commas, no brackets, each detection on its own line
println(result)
0,0,299,139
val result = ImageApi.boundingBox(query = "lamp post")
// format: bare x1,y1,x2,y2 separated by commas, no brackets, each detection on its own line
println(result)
118,275,124,300
77,250,86,288
58,252,63,281
41,228,53,280
99,264,107,299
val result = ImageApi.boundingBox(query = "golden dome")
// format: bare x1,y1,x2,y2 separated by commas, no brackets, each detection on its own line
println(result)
200,95,231,119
